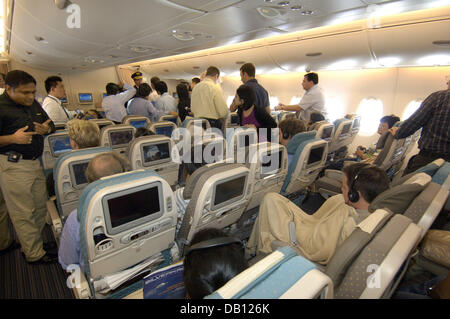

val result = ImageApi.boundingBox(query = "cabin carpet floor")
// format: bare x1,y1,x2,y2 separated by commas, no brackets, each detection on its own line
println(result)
0,221,75,299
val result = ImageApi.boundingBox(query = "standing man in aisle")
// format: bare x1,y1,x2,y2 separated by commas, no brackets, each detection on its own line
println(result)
0,70,57,264
230,63,271,114
390,78,449,175
190,66,229,131
276,72,327,121
42,76,75,124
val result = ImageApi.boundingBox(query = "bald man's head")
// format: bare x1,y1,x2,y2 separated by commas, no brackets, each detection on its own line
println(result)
85,152,131,183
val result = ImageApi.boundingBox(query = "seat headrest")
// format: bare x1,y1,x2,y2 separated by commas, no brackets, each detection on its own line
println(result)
431,162,450,186
286,131,316,154
325,209,393,287
182,162,230,200
376,131,390,150
368,174,431,213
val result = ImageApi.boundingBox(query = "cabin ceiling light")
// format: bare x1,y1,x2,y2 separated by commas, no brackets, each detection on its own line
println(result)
301,10,314,15
417,54,450,66
130,46,150,53
378,56,402,67
54,0,71,10
277,1,290,6
256,7,281,19
290,5,302,11
327,59,358,70
235,61,246,65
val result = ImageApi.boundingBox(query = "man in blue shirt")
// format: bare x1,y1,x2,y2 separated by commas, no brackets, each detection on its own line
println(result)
58,152,131,271
230,63,271,114
127,83,164,122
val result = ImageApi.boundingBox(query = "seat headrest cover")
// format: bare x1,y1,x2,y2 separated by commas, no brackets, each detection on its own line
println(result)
416,158,445,176
431,162,450,186
182,162,230,200
402,172,432,187
325,209,393,287
368,183,427,214
286,131,316,154
376,132,390,150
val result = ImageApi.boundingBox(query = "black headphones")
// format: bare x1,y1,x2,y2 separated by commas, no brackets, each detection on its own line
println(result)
348,165,370,203
184,237,242,256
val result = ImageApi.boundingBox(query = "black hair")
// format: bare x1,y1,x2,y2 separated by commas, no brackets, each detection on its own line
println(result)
183,228,248,299
236,84,256,110
134,127,154,138
176,83,190,100
106,83,120,95
309,112,325,124
5,70,37,88
150,76,160,86
154,81,168,94
205,66,220,77
380,115,400,129
137,83,152,97
304,72,319,85
45,76,63,93
240,63,256,77
343,163,390,203
191,77,200,84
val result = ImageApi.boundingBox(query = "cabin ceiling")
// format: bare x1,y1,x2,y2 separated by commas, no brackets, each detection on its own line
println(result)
8,0,450,75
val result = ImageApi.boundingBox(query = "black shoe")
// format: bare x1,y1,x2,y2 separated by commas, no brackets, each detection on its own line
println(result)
0,241,21,256
28,253,58,265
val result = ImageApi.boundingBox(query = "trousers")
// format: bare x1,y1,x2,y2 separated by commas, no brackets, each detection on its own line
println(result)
0,156,48,261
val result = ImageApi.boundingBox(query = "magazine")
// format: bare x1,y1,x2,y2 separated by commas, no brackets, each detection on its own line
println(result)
143,261,185,299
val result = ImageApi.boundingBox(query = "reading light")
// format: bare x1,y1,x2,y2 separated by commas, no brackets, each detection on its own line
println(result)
417,54,450,66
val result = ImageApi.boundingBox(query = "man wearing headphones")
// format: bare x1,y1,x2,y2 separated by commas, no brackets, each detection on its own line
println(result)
278,118,307,164
246,163,390,264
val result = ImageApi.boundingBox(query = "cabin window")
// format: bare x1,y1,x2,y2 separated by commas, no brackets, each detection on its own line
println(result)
269,96,279,109
290,96,301,105
325,96,345,123
356,98,383,136
227,96,235,106
402,100,422,120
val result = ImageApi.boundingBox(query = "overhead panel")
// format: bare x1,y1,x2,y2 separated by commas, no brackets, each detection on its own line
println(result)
368,19,450,66
266,28,372,72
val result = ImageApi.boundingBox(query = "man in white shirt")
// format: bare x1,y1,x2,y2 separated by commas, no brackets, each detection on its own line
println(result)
276,72,327,121
191,66,229,130
42,76,75,123
102,82,136,123
149,76,160,103
154,81,178,114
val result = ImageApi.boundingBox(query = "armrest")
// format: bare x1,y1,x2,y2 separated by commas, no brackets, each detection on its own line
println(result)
324,169,343,181
46,198,62,242
72,270,92,299
421,230,450,269
280,268,334,299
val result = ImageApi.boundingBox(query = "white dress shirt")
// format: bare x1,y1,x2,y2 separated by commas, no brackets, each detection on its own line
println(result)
149,91,159,103
154,92,178,114
42,95,75,123
102,84,136,123
297,85,327,121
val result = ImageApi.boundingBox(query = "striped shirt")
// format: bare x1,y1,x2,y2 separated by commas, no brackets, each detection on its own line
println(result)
395,89,449,156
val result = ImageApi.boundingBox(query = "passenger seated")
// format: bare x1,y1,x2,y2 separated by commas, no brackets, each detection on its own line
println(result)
278,118,307,164
246,163,390,264
46,119,100,197
58,152,131,270
183,228,248,299
134,127,154,138
306,112,325,131
327,115,400,171
354,115,400,161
